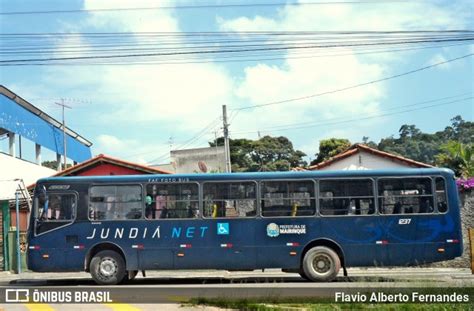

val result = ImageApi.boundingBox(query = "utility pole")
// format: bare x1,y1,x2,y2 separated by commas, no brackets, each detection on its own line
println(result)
55,99,72,170
222,105,231,173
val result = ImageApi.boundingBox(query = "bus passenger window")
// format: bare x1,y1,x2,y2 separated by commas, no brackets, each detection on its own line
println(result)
89,185,142,220
145,183,199,219
378,178,434,215
319,179,374,216
203,182,256,218
37,193,76,221
261,181,315,217
435,178,448,213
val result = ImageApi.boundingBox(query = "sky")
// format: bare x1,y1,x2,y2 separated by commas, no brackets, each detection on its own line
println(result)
0,0,473,165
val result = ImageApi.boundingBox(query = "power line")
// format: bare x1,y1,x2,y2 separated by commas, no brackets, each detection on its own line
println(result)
146,116,221,164
0,1,413,16
231,91,472,132
3,42,470,67
231,96,473,134
232,53,474,111
3,38,472,64
1,31,472,65
5,36,468,54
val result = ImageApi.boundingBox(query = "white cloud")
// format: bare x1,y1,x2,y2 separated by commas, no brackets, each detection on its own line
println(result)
83,0,179,32
100,63,234,127
43,1,235,132
218,1,469,32
428,54,452,70
30,0,471,163
95,134,169,164
216,0,471,140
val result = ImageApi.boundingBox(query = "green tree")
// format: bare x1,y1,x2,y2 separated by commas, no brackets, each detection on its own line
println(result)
210,136,306,172
435,141,474,177
378,116,473,165
41,160,72,170
378,124,439,164
361,136,378,149
41,160,58,170
250,136,306,171
310,138,351,166
210,137,254,172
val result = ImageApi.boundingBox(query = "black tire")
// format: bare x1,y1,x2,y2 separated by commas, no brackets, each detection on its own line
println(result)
302,246,341,282
90,250,126,285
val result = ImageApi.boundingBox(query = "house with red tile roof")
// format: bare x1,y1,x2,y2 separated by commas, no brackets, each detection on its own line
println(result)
308,143,433,171
48,153,172,177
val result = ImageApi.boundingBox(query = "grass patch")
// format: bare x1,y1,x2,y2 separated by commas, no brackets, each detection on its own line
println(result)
190,298,473,311
189,288,474,310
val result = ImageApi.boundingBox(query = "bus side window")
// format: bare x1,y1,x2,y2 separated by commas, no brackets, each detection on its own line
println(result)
89,185,142,220
378,178,434,215
34,191,76,235
436,177,448,213
37,193,76,221
319,179,374,216
203,182,256,218
146,183,199,219
261,181,315,217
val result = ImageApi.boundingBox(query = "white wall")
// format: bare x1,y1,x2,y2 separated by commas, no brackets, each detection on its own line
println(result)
318,150,412,171
0,152,56,199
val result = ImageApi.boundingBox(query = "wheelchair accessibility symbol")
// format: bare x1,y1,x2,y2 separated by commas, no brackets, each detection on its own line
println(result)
217,223,229,235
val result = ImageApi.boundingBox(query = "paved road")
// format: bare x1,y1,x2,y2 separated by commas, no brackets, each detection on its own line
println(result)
1,268,473,310
2,267,473,286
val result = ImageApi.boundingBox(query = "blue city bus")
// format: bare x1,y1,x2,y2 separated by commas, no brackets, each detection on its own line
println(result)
27,168,463,285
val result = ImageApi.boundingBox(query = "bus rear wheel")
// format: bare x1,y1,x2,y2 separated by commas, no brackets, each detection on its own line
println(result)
90,250,126,285
302,246,340,282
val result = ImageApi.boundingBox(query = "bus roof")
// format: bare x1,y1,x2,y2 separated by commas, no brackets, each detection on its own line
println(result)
36,167,454,184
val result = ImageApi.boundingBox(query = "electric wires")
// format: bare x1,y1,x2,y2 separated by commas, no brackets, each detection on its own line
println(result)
1,31,472,66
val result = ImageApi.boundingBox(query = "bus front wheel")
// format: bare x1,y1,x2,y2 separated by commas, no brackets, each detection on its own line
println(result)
302,246,340,282
90,250,126,285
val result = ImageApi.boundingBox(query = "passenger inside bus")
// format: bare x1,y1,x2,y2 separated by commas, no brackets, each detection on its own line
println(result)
47,195,60,220
145,195,155,219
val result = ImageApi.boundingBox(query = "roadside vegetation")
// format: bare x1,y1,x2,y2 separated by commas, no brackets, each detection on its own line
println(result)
190,298,473,310
210,115,473,178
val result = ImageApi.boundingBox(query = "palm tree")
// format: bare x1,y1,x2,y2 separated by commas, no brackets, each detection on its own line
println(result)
436,141,474,178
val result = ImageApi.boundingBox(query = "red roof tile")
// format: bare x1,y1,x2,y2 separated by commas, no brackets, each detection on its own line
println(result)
54,154,173,176
308,144,433,170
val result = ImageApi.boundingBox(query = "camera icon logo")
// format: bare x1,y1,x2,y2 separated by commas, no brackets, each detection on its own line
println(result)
5,289,29,302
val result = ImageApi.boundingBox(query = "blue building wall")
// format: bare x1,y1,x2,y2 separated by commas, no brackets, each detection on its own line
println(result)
0,93,92,162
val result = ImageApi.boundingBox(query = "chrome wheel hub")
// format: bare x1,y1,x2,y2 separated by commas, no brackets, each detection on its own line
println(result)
312,255,331,274
99,259,117,277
